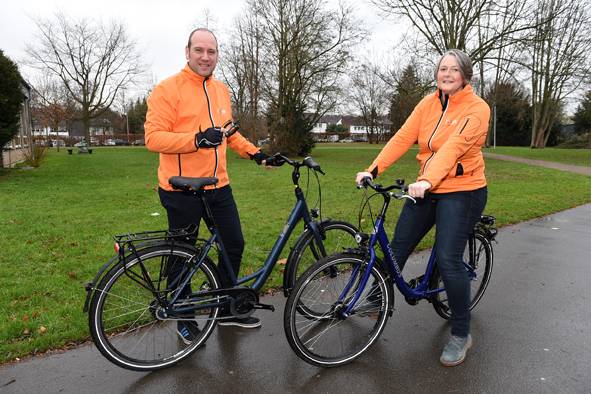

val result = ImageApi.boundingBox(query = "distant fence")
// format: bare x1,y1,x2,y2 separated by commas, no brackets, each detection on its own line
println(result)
32,134,144,147
2,148,29,168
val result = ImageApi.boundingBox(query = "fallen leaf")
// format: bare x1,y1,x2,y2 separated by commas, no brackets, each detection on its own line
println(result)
22,315,29,322
67,271,77,279
22,328,31,336
38,326,47,334
277,258,287,266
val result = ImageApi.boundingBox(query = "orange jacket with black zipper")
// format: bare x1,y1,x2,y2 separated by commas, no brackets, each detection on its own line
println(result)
145,65,260,191
367,85,490,193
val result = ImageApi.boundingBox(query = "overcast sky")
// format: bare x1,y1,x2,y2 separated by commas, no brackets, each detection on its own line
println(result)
0,0,398,99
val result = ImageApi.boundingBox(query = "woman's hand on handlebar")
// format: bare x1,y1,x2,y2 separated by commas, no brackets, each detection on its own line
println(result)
355,171,373,187
407,180,432,198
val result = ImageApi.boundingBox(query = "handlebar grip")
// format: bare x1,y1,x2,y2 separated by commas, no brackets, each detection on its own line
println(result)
357,176,373,189
303,156,324,174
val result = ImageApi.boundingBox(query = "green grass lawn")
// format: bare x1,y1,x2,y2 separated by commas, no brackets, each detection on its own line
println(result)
1,145,591,362
484,146,591,167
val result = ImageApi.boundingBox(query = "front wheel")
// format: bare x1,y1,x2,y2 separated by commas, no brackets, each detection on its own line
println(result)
283,220,358,294
431,231,493,320
88,244,221,371
284,253,391,367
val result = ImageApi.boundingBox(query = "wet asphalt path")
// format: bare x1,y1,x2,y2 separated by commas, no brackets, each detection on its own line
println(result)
1,204,590,393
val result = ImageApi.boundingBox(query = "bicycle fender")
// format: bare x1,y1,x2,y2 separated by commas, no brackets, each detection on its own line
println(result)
83,254,120,313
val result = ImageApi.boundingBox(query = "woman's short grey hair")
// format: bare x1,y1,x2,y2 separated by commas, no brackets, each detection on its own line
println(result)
434,49,473,86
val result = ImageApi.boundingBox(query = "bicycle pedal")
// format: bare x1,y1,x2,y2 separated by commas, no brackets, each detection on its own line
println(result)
253,302,275,312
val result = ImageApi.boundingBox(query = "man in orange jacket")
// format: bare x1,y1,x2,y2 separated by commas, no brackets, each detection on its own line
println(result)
145,28,277,339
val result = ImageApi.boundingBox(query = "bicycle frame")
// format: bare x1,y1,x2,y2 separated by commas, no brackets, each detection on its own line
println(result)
171,169,327,308
340,191,445,315
202,187,322,291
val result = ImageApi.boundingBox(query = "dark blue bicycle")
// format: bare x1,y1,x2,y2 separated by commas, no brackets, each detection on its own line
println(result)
284,178,496,367
84,154,357,371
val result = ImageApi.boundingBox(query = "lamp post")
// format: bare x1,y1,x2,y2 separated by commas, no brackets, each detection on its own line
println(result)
123,113,129,143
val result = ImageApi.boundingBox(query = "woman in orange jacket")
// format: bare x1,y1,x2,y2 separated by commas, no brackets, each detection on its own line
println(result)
356,49,489,367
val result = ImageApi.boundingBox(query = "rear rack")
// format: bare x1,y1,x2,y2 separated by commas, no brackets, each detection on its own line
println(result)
113,225,198,246
477,215,497,241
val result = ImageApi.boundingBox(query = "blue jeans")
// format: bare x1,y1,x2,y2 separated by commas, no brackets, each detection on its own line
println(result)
391,187,487,337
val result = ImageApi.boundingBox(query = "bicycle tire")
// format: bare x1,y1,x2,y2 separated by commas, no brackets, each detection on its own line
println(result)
284,253,391,367
283,220,358,294
88,243,221,371
431,231,493,320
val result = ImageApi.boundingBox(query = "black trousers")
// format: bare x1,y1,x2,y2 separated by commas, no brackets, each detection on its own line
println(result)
159,185,245,289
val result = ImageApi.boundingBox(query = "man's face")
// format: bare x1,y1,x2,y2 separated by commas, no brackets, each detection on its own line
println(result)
185,31,218,77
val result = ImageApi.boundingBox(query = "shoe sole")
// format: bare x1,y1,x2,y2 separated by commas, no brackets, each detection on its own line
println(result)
217,322,262,328
440,336,473,367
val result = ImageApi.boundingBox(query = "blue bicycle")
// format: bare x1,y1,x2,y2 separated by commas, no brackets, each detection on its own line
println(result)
284,178,496,367
84,154,357,371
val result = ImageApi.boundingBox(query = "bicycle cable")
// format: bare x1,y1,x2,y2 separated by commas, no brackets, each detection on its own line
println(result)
357,188,378,233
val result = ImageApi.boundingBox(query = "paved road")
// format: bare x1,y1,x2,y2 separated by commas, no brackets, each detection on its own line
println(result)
2,204,591,394
484,152,591,176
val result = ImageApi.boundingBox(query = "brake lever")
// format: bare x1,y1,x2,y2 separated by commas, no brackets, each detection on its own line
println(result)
392,192,416,204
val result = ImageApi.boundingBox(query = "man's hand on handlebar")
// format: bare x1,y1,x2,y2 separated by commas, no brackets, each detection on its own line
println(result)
250,151,285,167
263,154,285,167
407,180,432,199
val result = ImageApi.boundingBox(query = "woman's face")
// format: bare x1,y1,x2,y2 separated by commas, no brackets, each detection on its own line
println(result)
437,55,464,96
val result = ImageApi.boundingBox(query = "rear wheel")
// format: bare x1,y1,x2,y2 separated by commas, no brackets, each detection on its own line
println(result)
431,231,493,319
284,253,391,367
88,244,221,371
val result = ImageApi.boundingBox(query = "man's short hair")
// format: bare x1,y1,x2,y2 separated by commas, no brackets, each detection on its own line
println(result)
186,28,218,51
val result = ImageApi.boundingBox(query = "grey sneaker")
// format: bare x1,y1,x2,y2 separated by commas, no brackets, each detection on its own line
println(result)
440,334,472,366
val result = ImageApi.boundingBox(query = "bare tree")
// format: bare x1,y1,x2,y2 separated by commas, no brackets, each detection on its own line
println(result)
526,0,591,148
349,63,390,143
25,13,144,143
371,0,536,93
220,7,266,142
31,75,75,144
250,0,363,155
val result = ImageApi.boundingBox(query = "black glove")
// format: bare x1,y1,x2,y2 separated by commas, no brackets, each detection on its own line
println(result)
249,151,285,166
249,151,270,165
195,127,223,148
264,155,285,167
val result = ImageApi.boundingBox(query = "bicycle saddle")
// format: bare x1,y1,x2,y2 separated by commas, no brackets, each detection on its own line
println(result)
169,176,219,191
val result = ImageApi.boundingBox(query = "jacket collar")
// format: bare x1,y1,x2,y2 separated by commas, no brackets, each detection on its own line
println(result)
181,64,213,84
436,84,474,104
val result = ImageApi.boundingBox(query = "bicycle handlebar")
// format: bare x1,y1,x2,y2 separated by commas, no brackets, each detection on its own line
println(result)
358,177,416,208
269,153,325,174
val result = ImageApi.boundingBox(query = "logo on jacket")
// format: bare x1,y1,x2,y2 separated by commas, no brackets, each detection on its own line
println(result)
445,119,458,126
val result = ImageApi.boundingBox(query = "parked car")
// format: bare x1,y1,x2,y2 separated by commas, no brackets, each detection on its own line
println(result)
113,139,130,146
132,139,145,146
104,139,116,146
